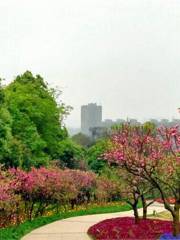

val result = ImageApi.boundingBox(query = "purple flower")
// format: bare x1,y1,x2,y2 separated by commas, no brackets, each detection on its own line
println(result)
160,233,180,240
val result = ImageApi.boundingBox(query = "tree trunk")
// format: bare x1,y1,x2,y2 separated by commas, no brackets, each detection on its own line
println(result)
143,206,147,219
71,199,76,209
141,195,147,219
28,202,34,221
132,204,139,224
172,202,180,236
149,177,179,236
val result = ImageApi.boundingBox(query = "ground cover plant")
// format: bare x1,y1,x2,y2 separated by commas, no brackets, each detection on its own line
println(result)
88,217,180,240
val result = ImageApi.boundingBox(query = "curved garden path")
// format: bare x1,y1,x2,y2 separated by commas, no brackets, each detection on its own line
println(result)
22,202,166,240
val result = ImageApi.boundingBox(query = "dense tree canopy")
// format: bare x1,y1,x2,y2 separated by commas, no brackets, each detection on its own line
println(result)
87,139,111,173
0,71,71,168
56,138,87,169
71,133,93,148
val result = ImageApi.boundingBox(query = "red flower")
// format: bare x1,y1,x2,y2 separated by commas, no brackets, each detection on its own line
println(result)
88,217,177,240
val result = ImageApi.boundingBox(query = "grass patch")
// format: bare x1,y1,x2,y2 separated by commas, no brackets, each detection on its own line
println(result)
0,202,135,240
148,210,172,221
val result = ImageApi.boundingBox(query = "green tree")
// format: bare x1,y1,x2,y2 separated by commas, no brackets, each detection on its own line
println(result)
2,71,69,168
0,79,12,166
0,107,13,167
57,139,86,169
143,121,156,134
87,139,111,173
72,133,92,148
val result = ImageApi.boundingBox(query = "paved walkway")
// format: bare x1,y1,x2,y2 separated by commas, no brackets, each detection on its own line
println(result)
22,202,165,240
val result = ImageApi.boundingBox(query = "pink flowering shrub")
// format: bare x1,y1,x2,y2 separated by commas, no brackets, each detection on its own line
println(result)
88,217,178,240
8,167,79,220
95,176,121,203
0,169,22,227
0,167,119,227
64,169,96,194
8,167,98,220
64,169,97,208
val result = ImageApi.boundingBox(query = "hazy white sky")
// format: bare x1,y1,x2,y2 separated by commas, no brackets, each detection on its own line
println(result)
0,0,180,127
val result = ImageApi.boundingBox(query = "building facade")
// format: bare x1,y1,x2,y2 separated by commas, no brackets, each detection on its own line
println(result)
81,103,102,135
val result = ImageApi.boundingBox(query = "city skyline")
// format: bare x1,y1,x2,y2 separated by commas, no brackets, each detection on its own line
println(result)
68,102,180,134
66,102,180,129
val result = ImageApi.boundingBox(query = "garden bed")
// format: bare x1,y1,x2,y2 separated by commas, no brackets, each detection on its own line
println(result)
88,217,180,240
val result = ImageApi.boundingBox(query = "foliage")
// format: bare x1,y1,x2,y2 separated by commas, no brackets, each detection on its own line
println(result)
94,175,121,203
5,71,68,165
71,133,93,148
142,121,156,134
87,139,111,173
88,217,178,240
0,71,71,168
0,169,21,227
57,139,87,169
0,167,121,228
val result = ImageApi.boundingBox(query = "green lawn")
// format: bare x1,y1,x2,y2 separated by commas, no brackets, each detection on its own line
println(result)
0,202,135,240
148,210,172,221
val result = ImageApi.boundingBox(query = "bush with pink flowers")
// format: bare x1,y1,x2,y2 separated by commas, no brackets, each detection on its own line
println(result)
0,167,121,228
94,176,121,203
0,170,22,227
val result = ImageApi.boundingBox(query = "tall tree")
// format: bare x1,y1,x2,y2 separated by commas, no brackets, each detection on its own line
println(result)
3,71,69,168
0,80,14,167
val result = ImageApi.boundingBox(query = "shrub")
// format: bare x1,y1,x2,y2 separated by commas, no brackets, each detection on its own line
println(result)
0,167,119,227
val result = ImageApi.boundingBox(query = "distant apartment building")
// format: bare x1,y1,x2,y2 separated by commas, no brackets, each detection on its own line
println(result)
81,103,177,137
81,103,102,135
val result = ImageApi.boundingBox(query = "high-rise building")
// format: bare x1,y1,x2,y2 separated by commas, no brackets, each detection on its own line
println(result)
81,103,102,135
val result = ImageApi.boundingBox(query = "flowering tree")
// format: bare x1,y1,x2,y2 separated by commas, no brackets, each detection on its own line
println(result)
117,169,155,222
119,171,141,223
104,124,180,236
